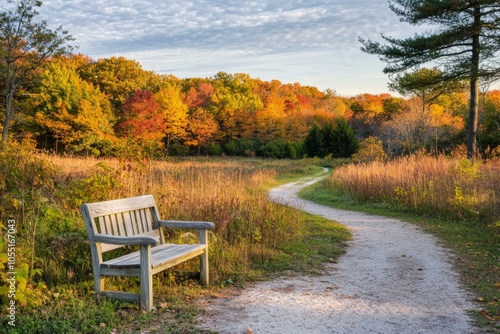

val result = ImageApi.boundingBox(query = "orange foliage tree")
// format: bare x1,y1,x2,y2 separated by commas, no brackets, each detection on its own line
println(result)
185,109,218,155
482,90,500,154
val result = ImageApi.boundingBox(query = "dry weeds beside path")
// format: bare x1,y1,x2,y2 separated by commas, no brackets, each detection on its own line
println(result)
196,173,477,333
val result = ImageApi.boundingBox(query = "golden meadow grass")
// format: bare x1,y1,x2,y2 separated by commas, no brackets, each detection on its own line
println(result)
43,155,306,283
301,155,499,329
327,155,500,226
4,145,498,331
3,145,349,332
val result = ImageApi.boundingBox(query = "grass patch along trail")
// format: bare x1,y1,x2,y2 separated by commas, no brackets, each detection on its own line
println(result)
196,171,477,334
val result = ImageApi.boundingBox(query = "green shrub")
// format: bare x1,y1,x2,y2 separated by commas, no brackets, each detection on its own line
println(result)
352,137,387,163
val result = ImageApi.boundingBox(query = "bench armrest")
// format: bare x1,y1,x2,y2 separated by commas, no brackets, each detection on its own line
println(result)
158,220,215,230
94,234,159,246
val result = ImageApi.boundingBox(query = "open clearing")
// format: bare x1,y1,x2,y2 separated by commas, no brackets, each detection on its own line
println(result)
196,174,477,334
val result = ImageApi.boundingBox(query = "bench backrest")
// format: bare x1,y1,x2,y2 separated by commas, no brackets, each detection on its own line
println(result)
80,195,164,253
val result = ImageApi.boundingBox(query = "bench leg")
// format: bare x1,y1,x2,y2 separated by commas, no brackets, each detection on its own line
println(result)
95,276,105,294
140,245,153,311
199,230,209,285
200,250,209,284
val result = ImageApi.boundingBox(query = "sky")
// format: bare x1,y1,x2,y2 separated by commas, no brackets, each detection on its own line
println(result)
37,0,422,96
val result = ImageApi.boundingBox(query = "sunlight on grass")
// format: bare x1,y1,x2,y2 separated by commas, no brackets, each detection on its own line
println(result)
299,156,500,331
0,146,349,333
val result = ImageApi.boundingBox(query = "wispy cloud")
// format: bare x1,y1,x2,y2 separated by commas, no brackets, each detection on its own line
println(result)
39,0,414,95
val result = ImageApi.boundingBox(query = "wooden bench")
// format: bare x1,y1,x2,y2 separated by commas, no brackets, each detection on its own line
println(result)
80,194,214,311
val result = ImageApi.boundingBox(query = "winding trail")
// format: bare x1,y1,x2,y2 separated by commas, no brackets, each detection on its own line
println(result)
197,173,477,334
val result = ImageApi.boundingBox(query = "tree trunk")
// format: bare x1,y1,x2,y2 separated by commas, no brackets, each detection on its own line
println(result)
468,77,479,159
467,2,481,159
2,118,9,143
2,93,13,143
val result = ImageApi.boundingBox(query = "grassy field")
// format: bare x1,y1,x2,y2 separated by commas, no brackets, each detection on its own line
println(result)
0,143,349,333
3,143,498,332
299,155,500,332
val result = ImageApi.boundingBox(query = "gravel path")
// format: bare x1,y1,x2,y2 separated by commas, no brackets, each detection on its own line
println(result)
196,174,477,334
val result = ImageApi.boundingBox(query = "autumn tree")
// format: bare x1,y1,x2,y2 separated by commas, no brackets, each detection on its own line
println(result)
349,93,391,138
155,82,188,151
254,80,287,141
210,72,263,140
360,0,500,158
313,89,350,121
115,90,166,148
33,57,115,155
185,108,218,155
381,95,463,156
80,56,153,111
350,93,391,119
0,0,74,143
382,96,405,120
383,98,435,156
482,90,500,153
389,68,466,113
183,80,215,110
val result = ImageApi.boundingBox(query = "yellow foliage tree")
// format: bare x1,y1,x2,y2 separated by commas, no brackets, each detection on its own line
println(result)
155,83,189,150
33,59,115,155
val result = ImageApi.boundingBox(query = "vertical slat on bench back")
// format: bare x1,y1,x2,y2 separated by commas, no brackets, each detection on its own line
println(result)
109,214,119,235
137,208,153,234
81,195,161,253
123,211,134,236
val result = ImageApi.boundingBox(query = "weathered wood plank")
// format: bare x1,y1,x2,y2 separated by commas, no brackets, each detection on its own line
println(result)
140,245,153,311
100,242,125,253
124,211,134,236
138,209,150,234
99,230,161,253
199,229,209,284
110,214,119,235
151,248,205,275
102,244,206,268
84,195,156,217
116,213,126,236
97,216,106,234
159,220,215,230
101,291,140,303
95,234,158,246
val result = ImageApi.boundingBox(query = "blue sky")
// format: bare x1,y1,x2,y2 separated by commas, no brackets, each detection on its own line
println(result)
38,0,420,96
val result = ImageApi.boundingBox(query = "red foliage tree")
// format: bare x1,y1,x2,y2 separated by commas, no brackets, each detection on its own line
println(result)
115,90,166,142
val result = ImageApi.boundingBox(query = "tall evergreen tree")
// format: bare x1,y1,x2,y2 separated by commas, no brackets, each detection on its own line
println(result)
304,123,324,158
320,121,336,156
330,118,359,158
360,0,500,158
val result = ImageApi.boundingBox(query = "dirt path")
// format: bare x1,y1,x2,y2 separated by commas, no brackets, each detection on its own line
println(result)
196,173,477,333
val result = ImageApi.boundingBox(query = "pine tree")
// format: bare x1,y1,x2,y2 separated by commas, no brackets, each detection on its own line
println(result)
329,118,359,158
304,123,324,158
360,0,500,158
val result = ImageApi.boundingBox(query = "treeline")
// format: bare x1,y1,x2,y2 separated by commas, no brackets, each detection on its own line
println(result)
9,54,500,159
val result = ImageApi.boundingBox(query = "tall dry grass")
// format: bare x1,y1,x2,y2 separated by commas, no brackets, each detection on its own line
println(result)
44,155,305,283
327,155,500,226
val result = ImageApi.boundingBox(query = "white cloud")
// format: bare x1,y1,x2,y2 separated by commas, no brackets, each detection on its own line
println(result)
38,0,418,95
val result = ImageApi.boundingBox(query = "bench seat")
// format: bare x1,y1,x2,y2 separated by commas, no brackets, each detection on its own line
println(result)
101,243,206,273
